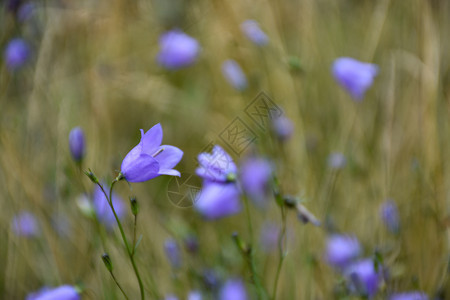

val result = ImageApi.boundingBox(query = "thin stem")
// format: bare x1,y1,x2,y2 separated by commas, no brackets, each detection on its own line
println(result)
242,196,267,300
97,179,145,300
132,214,137,256
109,271,130,300
272,204,287,300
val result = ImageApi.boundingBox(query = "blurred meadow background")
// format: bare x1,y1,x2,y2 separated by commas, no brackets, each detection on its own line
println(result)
1,0,450,299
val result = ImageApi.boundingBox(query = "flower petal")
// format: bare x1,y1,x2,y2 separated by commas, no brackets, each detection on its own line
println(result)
159,169,181,177
194,182,241,219
141,123,163,155
121,153,160,183
155,145,183,170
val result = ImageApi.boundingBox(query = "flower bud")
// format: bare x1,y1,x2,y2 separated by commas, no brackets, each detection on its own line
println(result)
69,127,86,162
84,169,99,184
4,38,30,71
221,60,248,91
101,253,113,272
130,196,139,216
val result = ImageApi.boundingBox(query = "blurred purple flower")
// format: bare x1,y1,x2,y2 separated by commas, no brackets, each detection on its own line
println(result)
12,211,40,237
164,238,182,269
221,60,248,91
194,182,241,219
241,20,269,46
93,184,125,229
389,292,428,300
328,152,346,169
345,259,381,298
69,127,86,162
6,0,22,13
196,145,237,183
325,234,361,269
121,123,183,182
220,278,247,300
380,200,400,234
157,30,200,70
260,222,281,253
4,38,30,71
187,291,202,300
332,57,378,101
26,285,80,300
17,2,35,22
240,157,272,207
202,269,220,290
184,234,199,254
272,116,294,141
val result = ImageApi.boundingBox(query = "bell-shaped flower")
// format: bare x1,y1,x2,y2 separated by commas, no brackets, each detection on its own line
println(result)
12,211,40,237
219,278,247,300
157,30,200,70
222,59,248,91
241,20,269,46
344,258,381,298
194,181,241,220
272,115,294,142
26,285,80,300
240,157,272,207
4,38,30,71
196,145,237,183
69,127,86,162
389,292,428,300
332,57,379,101
380,200,400,234
121,123,183,183
325,234,361,269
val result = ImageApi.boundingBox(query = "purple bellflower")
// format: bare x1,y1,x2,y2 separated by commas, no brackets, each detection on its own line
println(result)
196,145,237,183
93,184,125,229
328,152,347,169
157,30,200,70
26,285,80,300
380,200,400,234
219,278,247,300
332,57,378,101
164,238,182,269
121,123,183,183
12,211,40,237
187,291,202,300
221,60,248,91
240,157,272,207
195,181,241,219
345,259,381,298
272,115,294,141
389,292,428,300
69,127,86,162
241,20,269,46
4,38,30,71
325,234,361,269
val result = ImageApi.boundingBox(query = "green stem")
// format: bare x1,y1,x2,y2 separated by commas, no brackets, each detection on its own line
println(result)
242,196,267,300
97,178,145,300
109,271,130,300
272,204,287,300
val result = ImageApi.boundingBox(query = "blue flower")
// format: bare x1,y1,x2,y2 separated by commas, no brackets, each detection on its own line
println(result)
121,123,183,183
69,127,86,162
196,145,237,183
157,30,200,70
345,259,381,298
325,234,361,269
93,184,125,229
389,292,428,300
12,211,40,237
4,38,30,71
164,238,182,269
272,116,294,141
219,278,247,300
328,152,346,169
187,291,202,300
380,200,400,234
194,181,241,219
241,20,269,46
332,57,378,101
222,60,248,91
26,285,80,300
240,157,272,207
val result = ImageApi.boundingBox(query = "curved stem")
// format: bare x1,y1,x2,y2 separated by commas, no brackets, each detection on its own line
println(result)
272,204,287,300
97,179,145,300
